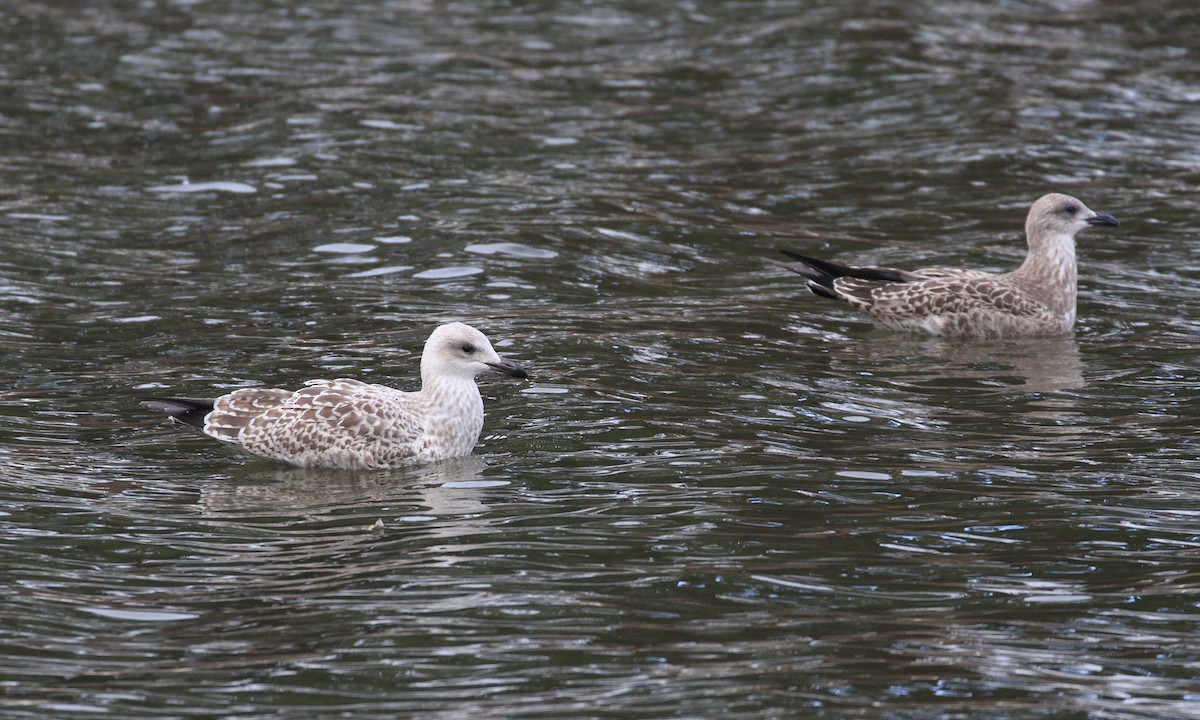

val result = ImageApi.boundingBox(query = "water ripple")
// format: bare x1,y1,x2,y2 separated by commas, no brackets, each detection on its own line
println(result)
2,0,1200,717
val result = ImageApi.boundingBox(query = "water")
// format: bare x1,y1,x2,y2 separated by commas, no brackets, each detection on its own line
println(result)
3,1,1200,717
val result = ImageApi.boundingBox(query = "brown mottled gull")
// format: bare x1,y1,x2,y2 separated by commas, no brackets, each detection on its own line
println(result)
774,193,1120,339
142,322,528,469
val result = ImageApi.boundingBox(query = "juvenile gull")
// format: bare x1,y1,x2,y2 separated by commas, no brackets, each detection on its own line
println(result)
142,322,528,469
774,193,1120,339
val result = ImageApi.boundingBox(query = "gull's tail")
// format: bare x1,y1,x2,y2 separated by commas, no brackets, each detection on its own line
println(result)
141,397,214,430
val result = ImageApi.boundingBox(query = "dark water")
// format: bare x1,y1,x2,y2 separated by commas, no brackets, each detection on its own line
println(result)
3,1,1200,717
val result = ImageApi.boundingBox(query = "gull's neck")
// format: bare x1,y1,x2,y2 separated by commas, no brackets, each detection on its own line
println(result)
416,371,485,460
1012,229,1078,315
418,371,484,409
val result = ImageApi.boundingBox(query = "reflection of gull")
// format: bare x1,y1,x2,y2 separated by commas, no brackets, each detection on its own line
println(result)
197,455,494,517
775,194,1120,338
853,334,1086,394
143,323,528,469
193,456,501,587
763,335,1087,451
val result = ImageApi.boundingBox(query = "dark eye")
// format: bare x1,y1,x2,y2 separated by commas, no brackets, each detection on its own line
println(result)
461,344,475,354
1061,203,1079,215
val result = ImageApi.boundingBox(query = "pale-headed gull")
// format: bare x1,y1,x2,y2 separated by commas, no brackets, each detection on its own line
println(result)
142,322,528,469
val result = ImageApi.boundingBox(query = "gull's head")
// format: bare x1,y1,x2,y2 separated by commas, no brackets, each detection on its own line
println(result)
421,322,528,382
1026,193,1120,245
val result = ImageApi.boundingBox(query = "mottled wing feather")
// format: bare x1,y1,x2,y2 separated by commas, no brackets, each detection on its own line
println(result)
205,379,426,466
827,267,998,309
835,276,1044,318
204,388,293,442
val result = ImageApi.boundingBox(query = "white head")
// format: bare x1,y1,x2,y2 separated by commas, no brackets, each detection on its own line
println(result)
1025,193,1120,249
420,322,528,384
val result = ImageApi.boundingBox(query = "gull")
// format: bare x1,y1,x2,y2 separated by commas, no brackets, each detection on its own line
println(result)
774,193,1120,338
142,322,528,469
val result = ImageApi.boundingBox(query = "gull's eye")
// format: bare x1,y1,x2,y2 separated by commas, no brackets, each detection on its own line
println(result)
461,344,476,354
1061,203,1079,215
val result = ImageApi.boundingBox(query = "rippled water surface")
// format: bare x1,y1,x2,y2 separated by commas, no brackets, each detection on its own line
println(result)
3,1,1200,717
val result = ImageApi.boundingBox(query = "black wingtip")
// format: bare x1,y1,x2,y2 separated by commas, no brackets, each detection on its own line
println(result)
778,248,859,279
141,397,214,430
774,248,840,296
777,248,916,284
777,247,820,265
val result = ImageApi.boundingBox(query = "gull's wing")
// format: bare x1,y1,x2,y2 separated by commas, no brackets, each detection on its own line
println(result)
205,379,424,463
837,276,1048,321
